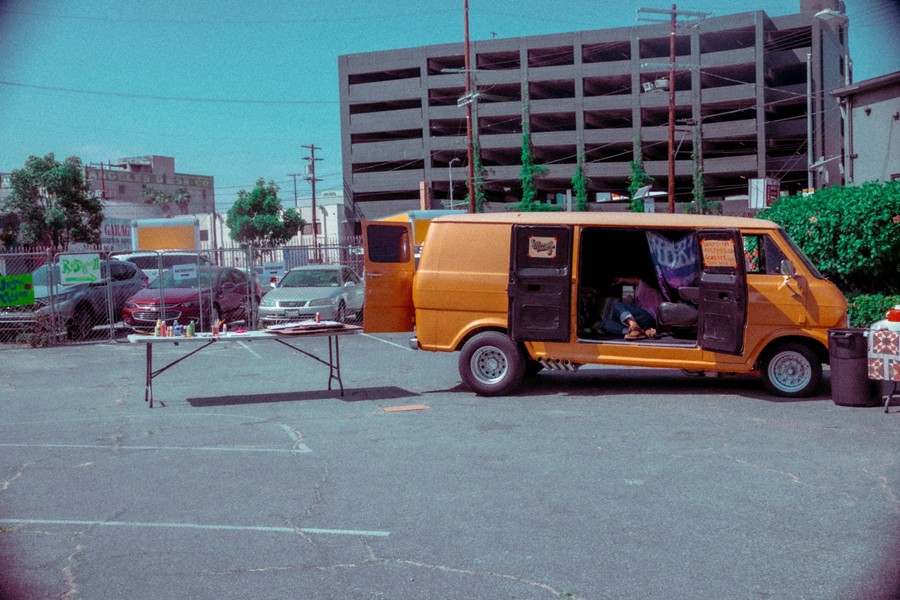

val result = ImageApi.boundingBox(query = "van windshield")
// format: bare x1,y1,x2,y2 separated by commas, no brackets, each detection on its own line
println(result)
775,229,824,279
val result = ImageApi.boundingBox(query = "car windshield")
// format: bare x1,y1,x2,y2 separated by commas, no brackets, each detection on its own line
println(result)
150,269,218,289
279,270,341,288
30,265,60,286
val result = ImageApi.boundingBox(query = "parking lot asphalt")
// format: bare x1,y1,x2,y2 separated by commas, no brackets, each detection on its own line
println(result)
1,334,899,600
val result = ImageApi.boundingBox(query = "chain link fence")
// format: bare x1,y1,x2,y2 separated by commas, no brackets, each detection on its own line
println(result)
0,238,364,348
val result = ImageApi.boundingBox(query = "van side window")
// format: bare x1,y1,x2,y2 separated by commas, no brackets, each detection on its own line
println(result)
743,234,788,275
368,225,411,263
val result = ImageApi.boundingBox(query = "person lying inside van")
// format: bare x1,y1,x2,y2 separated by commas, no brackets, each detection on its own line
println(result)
597,277,663,340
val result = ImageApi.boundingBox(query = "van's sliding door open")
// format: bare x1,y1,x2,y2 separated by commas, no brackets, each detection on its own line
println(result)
697,229,747,355
509,225,573,342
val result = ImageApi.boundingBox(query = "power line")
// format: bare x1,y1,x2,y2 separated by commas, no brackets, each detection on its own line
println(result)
0,80,337,105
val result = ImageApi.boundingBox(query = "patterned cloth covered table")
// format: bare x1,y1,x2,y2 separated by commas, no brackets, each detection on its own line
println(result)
868,329,900,413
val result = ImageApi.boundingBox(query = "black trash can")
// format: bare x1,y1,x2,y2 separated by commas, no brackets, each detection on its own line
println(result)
828,328,879,407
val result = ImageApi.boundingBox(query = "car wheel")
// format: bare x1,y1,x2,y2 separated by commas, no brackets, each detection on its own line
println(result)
239,296,259,327
761,342,822,398
336,301,346,323
67,305,94,341
458,331,525,396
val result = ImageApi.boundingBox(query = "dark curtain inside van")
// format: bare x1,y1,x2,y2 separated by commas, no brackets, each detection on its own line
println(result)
646,231,699,301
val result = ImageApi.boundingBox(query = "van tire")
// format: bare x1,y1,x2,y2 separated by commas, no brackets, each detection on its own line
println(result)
459,332,525,396
761,342,822,398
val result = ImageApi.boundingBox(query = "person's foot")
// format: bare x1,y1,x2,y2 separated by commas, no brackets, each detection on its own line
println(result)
624,322,646,340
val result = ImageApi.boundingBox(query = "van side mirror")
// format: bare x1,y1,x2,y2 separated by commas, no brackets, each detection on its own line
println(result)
780,259,796,277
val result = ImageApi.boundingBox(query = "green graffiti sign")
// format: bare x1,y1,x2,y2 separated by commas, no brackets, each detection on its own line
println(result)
0,274,35,307
60,254,101,285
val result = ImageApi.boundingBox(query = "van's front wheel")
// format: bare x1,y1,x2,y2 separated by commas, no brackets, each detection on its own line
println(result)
761,342,822,398
459,332,525,396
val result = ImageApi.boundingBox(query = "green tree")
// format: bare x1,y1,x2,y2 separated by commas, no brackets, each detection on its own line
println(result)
225,179,305,247
2,153,103,249
462,139,488,213
143,186,192,216
517,113,552,212
759,181,900,294
627,159,654,213
571,152,589,212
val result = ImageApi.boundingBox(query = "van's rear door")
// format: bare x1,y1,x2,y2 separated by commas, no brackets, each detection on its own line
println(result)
508,225,573,342
697,229,747,355
362,221,415,333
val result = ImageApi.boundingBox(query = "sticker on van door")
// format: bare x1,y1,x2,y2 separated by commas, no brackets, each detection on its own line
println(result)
528,236,558,259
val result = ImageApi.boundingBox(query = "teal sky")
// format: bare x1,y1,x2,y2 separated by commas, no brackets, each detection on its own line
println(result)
1,0,898,210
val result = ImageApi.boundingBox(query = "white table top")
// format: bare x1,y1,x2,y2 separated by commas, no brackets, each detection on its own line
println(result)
127,325,361,344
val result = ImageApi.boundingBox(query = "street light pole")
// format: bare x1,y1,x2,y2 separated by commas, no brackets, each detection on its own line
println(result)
448,157,460,208
667,4,676,213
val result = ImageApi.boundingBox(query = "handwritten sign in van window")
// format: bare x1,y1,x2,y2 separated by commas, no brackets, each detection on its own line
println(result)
0,274,35,306
701,239,737,269
61,254,101,285
528,236,558,259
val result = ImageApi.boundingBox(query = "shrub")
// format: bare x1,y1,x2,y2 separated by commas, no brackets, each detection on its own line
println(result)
760,181,900,294
847,294,900,328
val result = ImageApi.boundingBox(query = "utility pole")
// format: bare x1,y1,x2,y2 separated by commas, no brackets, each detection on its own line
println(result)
463,0,476,213
301,145,322,260
287,173,302,209
638,5,708,213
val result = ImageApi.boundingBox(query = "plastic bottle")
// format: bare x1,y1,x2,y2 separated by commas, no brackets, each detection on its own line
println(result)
173,320,181,336
155,319,163,337
187,321,195,337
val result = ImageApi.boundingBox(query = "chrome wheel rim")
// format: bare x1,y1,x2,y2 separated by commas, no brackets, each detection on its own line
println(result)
470,345,508,385
768,350,812,394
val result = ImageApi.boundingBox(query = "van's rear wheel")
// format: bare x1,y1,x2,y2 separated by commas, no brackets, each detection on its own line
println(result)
459,332,525,396
761,342,822,398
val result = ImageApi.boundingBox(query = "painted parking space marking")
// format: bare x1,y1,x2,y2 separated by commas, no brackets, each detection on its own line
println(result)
361,333,413,351
0,443,308,454
0,519,390,537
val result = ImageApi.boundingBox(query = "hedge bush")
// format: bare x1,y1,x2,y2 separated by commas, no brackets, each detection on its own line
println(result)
760,181,900,295
847,294,900,328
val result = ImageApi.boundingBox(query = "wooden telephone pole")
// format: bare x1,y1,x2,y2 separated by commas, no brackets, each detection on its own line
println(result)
301,145,322,259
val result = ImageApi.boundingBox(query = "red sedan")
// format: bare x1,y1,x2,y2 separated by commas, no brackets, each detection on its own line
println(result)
123,266,258,332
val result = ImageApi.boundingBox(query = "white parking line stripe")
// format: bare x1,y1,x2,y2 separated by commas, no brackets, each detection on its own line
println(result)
0,443,298,454
361,333,413,351
237,341,263,358
0,519,390,537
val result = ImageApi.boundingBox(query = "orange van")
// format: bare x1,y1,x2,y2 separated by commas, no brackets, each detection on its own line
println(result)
362,212,848,398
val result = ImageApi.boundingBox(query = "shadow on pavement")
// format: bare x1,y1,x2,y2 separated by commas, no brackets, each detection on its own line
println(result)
187,385,419,407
